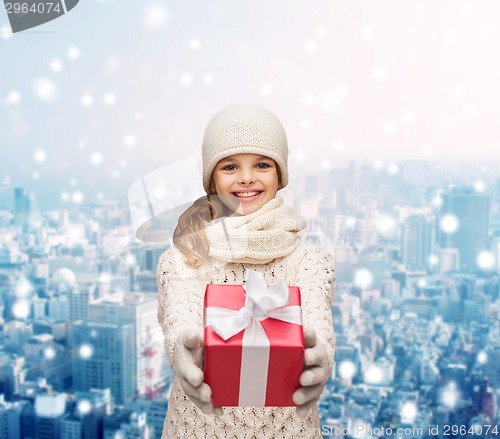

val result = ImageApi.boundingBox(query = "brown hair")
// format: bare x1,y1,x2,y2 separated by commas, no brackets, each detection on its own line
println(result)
173,163,282,269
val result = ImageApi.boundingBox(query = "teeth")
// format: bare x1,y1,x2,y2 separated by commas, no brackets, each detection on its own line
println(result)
234,191,260,198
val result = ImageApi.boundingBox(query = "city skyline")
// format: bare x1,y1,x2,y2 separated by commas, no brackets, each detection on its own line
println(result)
3,0,500,213
1,161,500,437
2,1,500,435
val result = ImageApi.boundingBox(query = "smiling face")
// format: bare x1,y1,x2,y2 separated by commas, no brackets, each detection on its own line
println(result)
211,153,281,216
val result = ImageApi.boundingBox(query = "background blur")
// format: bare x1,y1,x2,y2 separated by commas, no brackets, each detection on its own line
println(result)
2,1,500,438
2,1,500,209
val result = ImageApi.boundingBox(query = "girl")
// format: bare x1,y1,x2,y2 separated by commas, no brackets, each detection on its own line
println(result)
157,104,335,438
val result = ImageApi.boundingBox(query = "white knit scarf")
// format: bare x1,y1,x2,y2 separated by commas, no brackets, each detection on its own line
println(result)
204,196,306,264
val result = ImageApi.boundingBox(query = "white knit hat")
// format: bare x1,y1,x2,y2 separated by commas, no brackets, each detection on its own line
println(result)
202,104,288,194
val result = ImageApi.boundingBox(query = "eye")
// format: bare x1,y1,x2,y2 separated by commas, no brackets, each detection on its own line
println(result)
256,162,270,169
222,164,237,171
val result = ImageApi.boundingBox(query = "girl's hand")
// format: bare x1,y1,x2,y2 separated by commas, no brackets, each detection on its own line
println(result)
174,329,224,416
293,327,330,418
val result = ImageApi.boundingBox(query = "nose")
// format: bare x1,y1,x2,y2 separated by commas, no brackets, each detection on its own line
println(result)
238,167,256,185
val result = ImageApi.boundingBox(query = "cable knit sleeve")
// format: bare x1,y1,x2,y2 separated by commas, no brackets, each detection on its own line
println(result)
156,248,205,372
295,245,336,376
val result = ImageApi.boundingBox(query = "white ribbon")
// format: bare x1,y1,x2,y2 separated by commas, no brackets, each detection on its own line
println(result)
205,270,302,406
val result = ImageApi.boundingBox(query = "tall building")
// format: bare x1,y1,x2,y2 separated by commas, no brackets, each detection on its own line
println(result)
485,344,500,389
135,272,157,292
438,186,490,272
60,389,109,439
0,184,14,211
401,214,435,270
72,321,135,405
495,178,500,206
0,355,26,401
88,292,168,400
33,394,67,439
439,248,460,273
334,187,350,212
67,283,102,323
0,395,28,439
125,398,169,439
304,174,318,199
14,187,31,231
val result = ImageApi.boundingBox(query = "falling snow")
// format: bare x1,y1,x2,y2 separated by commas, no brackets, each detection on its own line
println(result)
67,46,80,60
144,4,169,31
77,400,92,415
79,344,93,360
4,90,21,105
103,92,117,105
90,153,103,165
440,382,460,410
477,251,495,270
12,300,30,319
338,361,356,380
81,94,93,107
72,191,84,204
32,77,58,102
354,268,373,289
400,401,418,424
44,346,56,360
34,150,46,163
124,134,137,148
440,214,459,234
50,59,63,72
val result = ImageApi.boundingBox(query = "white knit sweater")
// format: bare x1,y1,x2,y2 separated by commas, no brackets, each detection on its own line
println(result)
156,243,336,438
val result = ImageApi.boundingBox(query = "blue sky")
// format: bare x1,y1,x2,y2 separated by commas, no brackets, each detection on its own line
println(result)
2,0,500,211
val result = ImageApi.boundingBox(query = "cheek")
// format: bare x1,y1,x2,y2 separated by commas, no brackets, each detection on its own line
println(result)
266,173,280,190
213,174,231,192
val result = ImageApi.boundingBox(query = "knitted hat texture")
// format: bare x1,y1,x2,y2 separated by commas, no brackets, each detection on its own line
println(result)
202,104,288,194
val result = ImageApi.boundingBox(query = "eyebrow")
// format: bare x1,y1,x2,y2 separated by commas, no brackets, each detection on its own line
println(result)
218,155,272,163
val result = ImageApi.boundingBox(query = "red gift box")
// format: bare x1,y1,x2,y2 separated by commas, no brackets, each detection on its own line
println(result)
203,271,304,407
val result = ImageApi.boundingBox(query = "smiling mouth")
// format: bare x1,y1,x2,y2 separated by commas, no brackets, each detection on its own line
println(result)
232,191,263,198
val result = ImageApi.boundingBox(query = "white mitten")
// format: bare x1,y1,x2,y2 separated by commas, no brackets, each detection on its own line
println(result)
293,327,330,418
173,329,223,416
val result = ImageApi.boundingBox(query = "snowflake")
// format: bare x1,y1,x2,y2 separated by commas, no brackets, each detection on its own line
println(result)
400,401,418,424
203,74,214,85
5,90,21,105
103,92,116,105
440,214,459,234
189,38,201,51
77,400,92,415
477,251,495,270
79,344,93,360
90,153,103,165
33,77,58,102
50,59,62,72
72,191,84,204
81,94,93,107
12,300,30,319
44,347,56,360
260,83,273,97
338,361,356,380
180,73,194,86
440,382,460,410
124,134,137,148
68,46,80,60
477,351,487,365
34,150,46,163
354,269,373,289
387,162,399,174
144,4,169,31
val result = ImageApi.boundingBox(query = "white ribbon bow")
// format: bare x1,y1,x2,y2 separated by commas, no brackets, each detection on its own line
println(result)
205,270,302,406
206,270,302,341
